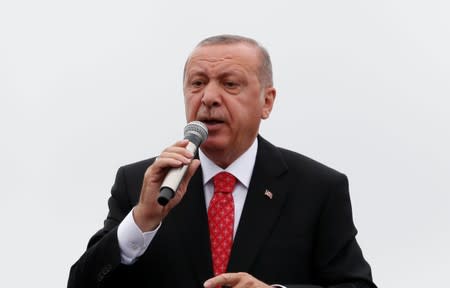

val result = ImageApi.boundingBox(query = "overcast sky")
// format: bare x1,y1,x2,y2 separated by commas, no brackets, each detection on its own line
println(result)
1,1,449,287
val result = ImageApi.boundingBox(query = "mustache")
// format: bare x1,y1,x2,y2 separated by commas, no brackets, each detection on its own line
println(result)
196,108,226,122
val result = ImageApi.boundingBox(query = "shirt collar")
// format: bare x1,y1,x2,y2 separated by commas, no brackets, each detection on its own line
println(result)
199,138,258,188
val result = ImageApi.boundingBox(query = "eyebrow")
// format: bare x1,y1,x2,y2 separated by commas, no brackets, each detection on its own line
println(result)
185,69,207,79
186,68,246,78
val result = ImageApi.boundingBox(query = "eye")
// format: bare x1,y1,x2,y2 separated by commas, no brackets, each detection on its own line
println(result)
223,81,240,89
191,79,205,88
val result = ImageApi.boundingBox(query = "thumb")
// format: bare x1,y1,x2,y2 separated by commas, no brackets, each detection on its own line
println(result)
180,159,200,191
168,159,200,206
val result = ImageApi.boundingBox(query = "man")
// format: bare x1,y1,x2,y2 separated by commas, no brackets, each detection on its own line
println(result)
68,35,376,288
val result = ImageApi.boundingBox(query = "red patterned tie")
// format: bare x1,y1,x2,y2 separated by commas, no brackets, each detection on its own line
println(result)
208,172,236,276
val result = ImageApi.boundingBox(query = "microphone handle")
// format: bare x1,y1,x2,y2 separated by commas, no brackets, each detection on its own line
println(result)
157,141,197,206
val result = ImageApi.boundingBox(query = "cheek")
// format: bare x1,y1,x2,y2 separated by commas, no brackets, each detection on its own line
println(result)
184,96,199,119
241,98,263,118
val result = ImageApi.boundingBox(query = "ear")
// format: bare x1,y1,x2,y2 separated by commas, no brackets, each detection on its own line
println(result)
261,87,276,119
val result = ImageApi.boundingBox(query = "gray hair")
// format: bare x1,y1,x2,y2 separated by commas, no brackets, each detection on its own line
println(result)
184,34,273,87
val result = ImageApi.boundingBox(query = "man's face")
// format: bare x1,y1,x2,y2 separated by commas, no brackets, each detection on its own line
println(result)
183,43,275,166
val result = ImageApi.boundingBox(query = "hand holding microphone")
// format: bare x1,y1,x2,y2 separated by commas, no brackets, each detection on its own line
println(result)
158,121,208,205
133,121,207,232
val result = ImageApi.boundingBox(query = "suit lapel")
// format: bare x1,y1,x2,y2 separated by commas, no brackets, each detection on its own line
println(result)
171,169,214,283
169,136,288,279
227,136,288,273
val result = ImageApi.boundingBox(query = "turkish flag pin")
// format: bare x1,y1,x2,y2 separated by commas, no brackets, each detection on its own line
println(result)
264,189,273,199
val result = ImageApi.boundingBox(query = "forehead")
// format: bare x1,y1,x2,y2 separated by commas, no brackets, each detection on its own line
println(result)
185,43,261,74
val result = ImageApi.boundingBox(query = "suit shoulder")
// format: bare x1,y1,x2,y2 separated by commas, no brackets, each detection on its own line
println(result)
110,158,156,203
119,157,156,178
277,146,346,181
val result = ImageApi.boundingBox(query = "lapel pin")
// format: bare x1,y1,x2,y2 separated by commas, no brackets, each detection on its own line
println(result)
264,189,273,199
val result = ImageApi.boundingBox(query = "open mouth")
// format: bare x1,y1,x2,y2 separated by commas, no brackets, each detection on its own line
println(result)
202,119,224,125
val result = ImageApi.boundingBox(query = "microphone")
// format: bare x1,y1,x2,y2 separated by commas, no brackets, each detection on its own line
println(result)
157,121,208,206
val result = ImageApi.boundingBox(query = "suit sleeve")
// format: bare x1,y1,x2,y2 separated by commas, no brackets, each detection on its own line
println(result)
311,174,376,288
67,166,139,288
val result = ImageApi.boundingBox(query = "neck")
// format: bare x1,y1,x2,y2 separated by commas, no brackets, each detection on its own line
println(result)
201,137,258,169
201,149,240,169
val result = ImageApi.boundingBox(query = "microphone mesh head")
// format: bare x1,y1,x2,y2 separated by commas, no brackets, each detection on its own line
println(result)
184,121,208,144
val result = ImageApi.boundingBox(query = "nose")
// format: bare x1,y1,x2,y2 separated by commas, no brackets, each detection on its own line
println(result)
201,82,221,108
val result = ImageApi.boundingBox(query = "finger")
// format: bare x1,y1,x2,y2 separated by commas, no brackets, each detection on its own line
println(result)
204,273,240,288
178,159,200,194
152,149,193,171
157,141,194,163
147,157,185,179
167,159,201,208
158,150,193,165
166,139,192,152
161,143,194,156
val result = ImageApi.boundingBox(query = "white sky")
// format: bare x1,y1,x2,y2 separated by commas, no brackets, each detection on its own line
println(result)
1,1,449,287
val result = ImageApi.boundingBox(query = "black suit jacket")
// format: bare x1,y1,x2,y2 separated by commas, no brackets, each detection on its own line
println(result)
68,136,376,288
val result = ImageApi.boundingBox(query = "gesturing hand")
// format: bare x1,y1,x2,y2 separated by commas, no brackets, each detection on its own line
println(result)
204,272,272,288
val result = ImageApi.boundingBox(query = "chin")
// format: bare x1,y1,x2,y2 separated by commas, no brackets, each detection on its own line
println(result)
201,138,228,153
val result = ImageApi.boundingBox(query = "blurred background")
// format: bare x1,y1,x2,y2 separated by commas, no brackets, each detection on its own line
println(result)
1,1,449,287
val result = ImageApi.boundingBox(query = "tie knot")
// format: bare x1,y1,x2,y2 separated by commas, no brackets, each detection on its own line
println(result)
213,172,236,194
